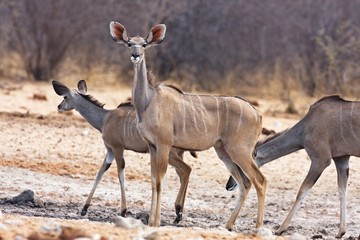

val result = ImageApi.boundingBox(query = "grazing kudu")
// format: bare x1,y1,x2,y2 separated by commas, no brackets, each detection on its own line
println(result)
226,95,359,238
52,80,196,223
109,22,266,230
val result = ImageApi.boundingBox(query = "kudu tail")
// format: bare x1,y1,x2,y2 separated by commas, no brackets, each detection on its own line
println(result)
190,151,198,158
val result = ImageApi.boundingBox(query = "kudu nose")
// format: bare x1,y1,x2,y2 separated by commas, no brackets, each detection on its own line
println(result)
57,105,63,112
131,53,140,59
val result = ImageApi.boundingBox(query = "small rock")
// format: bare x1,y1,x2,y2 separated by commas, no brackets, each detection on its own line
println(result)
15,236,26,240
115,216,144,229
135,211,149,225
81,130,89,136
289,233,307,240
256,227,274,240
30,225,90,240
6,190,35,204
311,234,323,239
0,223,8,231
4,220,24,226
5,190,44,208
40,222,62,237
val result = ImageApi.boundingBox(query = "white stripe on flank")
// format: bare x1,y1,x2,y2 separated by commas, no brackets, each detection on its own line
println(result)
181,95,187,133
237,100,243,132
197,96,208,134
350,102,359,140
124,110,132,139
225,98,229,130
189,96,199,131
339,106,347,143
216,97,220,135
130,117,137,140
128,109,135,140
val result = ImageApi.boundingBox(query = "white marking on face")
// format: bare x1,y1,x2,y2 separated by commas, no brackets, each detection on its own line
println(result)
197,96,208,134
131,56,140,63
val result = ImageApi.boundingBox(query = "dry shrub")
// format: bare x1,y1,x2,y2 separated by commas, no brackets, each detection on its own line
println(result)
0,52,28,81
53,58,130,88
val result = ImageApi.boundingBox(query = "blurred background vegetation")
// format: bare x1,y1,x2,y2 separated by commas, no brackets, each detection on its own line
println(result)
1,0,360,99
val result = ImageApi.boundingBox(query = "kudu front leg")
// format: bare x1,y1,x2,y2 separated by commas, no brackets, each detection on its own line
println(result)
168,150,192,224
81,151,114,216
148,144,171,227
114,154,127,217
334,156,350,239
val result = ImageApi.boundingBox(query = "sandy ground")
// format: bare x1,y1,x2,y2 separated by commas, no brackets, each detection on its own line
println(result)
0,80,359,239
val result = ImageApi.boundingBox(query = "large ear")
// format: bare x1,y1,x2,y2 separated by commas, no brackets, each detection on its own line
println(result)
52,80,70,96
146,24,166,45
77,80,87,94
109,21,129,44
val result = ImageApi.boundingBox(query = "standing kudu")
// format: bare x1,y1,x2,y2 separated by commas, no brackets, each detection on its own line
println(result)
226,95,359,238
52,80,196,223
109,22,266,230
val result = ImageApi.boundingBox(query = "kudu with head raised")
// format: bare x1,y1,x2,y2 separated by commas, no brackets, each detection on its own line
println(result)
52,80,196,223
226,95,359,238
109,22,266,230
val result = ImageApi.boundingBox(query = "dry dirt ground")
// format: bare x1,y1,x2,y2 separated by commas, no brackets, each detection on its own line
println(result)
0,80,360,240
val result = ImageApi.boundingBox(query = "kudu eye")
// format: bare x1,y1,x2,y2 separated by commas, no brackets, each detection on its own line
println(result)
64,96,68,99
127,42,132,47
142,43,147,48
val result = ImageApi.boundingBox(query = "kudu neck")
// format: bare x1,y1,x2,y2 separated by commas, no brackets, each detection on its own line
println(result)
255,128,303,167
132,57,155,121
74,95,109,132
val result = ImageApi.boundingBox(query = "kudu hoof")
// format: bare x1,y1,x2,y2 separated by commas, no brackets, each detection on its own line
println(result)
335,231,346,239
174,205,183,224
275,228,285,236
80,205,89,216
120,208,127,217
173,213,182,224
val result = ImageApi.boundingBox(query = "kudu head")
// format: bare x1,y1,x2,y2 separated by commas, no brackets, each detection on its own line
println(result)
109,22,166,64
52,80,88,112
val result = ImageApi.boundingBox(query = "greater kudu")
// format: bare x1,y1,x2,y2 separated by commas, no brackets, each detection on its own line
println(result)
109,22,266,230
52,80,196,223
226,95,359,238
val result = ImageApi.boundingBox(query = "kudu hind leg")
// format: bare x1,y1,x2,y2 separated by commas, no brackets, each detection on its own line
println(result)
334,156,350,238
214,146,252,230
81,151,113,216
276,158,331,235
224,145,267,229
168,150,192,223
226,164,252,230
